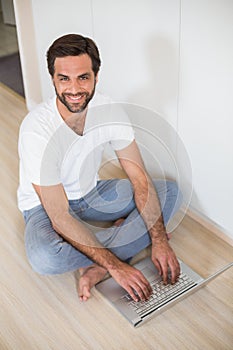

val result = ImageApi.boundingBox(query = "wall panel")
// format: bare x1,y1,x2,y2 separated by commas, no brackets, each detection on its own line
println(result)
178,0,233,237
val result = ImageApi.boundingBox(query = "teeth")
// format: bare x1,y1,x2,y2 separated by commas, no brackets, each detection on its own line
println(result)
67,95,83,101
70,95,82,100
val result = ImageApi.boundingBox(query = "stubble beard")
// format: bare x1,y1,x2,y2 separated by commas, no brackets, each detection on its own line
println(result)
55,83,96,114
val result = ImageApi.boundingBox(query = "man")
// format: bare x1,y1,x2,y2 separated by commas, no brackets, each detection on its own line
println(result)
18,34,182,303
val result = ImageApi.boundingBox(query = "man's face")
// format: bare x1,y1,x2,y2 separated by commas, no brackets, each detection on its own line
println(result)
53,54,97,118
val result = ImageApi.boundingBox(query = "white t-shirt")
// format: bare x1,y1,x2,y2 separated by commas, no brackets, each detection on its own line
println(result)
17,92,134,212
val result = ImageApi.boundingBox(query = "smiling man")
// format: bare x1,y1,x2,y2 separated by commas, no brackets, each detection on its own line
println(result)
18,34,182,302
54,55,96,114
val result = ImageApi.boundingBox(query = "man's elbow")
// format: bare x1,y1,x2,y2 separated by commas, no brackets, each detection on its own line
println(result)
50,210,71,233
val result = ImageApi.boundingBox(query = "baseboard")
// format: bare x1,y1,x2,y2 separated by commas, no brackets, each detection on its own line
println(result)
187,207,233,247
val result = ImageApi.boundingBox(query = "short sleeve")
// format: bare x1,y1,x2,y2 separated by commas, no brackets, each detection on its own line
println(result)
108,104,135,150
109,124,135,150
85,101,135,151
19,131,61,186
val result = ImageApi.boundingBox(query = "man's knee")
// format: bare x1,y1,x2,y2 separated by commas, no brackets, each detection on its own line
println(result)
154,179,182,203
153,179,183,224
166,180,183,210
116,179,133,199
26,239,63,275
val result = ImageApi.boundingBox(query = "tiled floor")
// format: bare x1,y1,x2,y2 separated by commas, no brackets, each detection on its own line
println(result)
0,11,18,57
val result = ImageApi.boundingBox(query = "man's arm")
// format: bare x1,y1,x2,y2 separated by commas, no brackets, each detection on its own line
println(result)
32,183,152,301
116,140,180,284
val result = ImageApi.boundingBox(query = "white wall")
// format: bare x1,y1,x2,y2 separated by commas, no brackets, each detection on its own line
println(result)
13,0,233,240
179,0,233,238
31,0,94,103
17,0,180,127
92,0,180,128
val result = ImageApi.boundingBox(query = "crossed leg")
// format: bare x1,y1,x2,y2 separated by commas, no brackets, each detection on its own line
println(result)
24,179,182,301
77,178,180,301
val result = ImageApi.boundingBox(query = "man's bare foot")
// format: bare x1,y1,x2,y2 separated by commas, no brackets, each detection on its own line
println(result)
78,264,107,302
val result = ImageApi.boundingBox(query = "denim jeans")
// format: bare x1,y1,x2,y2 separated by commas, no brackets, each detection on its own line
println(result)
23,179,182,275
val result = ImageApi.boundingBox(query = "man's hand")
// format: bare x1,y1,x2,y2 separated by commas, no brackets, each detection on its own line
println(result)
151,238,180,284
108,262,152,302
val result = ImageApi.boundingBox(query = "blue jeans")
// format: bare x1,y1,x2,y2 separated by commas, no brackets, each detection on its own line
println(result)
23,179,182,275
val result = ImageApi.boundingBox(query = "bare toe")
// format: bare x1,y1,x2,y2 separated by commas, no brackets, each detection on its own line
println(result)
78,265,107,302
78,277,91,301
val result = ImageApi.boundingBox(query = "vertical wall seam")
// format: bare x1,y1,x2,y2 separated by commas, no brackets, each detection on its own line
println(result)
90,0,95,38
175,0,182,157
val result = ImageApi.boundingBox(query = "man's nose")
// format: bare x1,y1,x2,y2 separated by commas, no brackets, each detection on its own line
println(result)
69,79,82,93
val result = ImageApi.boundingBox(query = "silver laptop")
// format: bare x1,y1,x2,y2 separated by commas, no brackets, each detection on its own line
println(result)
95,256,232,327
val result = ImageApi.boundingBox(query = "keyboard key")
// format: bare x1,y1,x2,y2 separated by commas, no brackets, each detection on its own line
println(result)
126,272,196,316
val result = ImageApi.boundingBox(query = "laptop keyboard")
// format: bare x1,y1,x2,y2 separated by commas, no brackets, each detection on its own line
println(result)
123,272,197,317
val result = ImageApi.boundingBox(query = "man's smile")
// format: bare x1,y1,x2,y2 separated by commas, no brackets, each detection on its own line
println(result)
65,94,85,102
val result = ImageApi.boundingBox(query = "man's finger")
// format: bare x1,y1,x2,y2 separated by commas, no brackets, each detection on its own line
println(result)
153,259,162,276
169,258,180,284
160,260,168,284
138,280,153,300
126,278,152,302
127,286,140,302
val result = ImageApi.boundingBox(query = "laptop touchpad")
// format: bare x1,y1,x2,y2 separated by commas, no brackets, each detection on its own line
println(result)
141,267,158,279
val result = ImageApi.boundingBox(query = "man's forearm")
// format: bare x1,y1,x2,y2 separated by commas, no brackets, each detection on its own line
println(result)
53,212,123,270
53,211,154,301
33,182,154,300
133,175,167,242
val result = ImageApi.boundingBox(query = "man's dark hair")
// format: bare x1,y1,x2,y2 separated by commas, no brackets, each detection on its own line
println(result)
47,34,101,77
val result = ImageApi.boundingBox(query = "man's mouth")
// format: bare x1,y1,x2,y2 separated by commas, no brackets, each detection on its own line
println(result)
65,94,86,102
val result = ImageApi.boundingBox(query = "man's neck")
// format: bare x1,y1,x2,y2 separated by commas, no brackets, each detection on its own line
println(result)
56,98,87,136
65,112,87,136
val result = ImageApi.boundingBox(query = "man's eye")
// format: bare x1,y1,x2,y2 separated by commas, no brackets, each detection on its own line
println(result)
60,77,69,81
80,75,88,80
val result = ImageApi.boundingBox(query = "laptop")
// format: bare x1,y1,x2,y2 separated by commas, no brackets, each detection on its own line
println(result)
95,256,233,327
